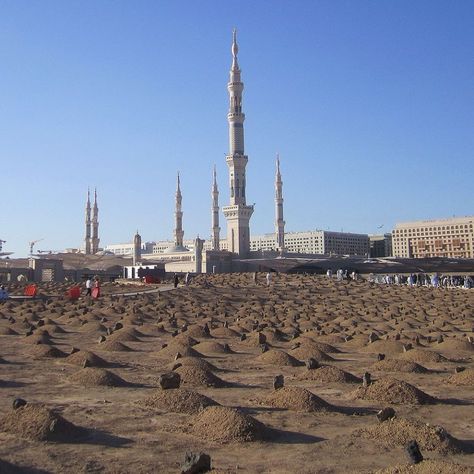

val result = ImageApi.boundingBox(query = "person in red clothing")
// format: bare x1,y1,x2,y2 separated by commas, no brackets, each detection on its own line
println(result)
92,277,101,298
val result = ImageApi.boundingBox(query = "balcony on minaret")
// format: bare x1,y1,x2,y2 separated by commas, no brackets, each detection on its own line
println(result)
226,154,248,164
228,113,245,121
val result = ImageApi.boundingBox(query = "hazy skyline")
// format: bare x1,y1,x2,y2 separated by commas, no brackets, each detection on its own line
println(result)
2,1,473,257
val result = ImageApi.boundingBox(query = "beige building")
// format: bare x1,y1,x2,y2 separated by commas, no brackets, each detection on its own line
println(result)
105,242,155,255
392,216,474,258
250,230,369,256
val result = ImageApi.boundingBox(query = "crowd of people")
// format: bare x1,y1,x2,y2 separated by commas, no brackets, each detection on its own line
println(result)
367,272,473,289
325,268,473,289
326,269,361,281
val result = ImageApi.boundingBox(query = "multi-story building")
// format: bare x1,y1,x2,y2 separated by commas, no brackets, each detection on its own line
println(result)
105,239,228,256
250,231,321,253
250,230,369,256
106,230,368,257
105,241,155,256
369,233,393,258
392,216,474,258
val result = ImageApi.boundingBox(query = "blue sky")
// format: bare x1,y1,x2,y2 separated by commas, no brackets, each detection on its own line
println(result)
1,1,473,257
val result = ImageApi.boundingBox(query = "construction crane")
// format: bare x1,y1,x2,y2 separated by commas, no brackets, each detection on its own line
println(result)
29,239,44,255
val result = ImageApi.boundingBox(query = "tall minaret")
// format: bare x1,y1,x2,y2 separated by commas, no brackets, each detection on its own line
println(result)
211,165,220,250
222,29,254,256
133,230,141,266
275,154,285,251
84,188,91,255
174,172,184,248
91,188,100,254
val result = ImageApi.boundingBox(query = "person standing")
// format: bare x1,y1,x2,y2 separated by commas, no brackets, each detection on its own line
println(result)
0,285,9,301
93,277,101,298
85,278,92,296
173,273,179,288
266,272,271,286
185,272,190,286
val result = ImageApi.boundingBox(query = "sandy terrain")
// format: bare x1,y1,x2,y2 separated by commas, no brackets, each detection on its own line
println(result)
0,273,473,473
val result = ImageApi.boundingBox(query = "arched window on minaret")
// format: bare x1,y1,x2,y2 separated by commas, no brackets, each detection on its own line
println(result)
231,181,234,198
236,178,240,197
242,178,245,198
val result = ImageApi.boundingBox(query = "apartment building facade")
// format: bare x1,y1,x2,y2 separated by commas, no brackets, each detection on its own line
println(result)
249,230,369,256
392,217,474,258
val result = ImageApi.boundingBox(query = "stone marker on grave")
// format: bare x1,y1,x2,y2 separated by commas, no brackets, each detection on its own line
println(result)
159,372,181,390
12,398,27,410
273,375,284,390
376,407,395,422
180,451,211,474
406,440,423,464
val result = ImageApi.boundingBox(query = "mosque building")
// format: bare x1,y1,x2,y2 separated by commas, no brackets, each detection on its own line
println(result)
104,30,370,274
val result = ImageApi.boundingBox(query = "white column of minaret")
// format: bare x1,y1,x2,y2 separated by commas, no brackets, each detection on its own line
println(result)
275,154,285,250
222,29,254,256
227,28,246,205
84,188,91,255
174,172,184,247
211,166,220,250
91,188,100,253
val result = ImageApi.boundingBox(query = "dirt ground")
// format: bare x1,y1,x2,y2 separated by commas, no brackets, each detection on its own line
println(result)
0,273,473,473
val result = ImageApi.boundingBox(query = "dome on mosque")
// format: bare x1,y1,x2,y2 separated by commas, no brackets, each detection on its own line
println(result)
163,245,189,254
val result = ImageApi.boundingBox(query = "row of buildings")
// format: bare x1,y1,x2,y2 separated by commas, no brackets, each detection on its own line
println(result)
106,230,371,257
104,215,474,260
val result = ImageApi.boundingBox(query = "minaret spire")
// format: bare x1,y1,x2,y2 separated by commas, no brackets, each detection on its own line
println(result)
222,29,254,256
211,165,220,250
275,154,285,251
231,28,239,71
174,172,184,248
84,188,91,255
91,187,100,253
